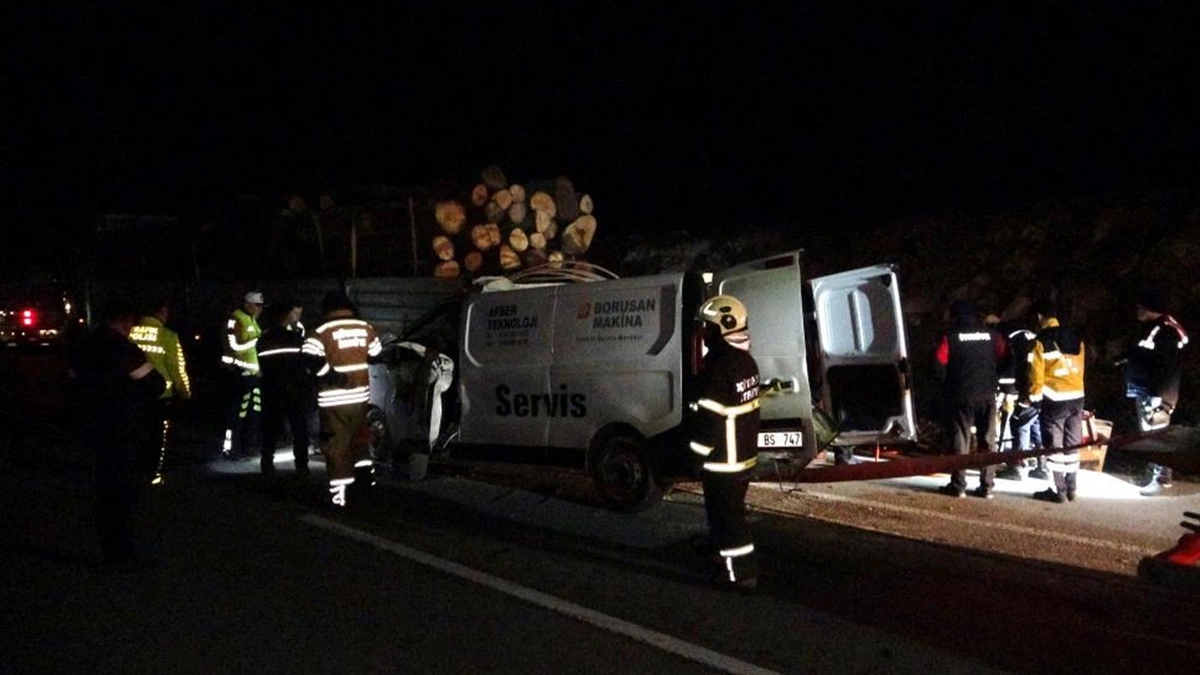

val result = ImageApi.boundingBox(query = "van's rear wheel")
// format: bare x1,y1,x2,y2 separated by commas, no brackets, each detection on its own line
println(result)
592,431,661,512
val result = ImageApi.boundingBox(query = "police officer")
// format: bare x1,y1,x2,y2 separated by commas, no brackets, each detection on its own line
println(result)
1122,287,1189,495
257,299,314,478
130,298,192,485
221,291,264,459
72,301,166,572
688,294,761,593
1027,300,1086,504
932,300,1008,499
302,291,381,507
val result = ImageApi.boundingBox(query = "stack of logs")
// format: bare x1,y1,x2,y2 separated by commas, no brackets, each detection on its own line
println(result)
430,164,598,278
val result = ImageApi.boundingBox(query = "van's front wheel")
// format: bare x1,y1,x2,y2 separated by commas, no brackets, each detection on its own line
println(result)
592,431,661,512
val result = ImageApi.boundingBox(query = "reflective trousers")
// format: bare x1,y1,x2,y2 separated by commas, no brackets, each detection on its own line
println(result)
702,470,758,583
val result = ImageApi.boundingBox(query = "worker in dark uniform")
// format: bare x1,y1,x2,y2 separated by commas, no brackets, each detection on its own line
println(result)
932,300,1009,499
1121,287,1189,495
688,294,761,593
257,299,314,478
995,314,1044,480
1027,300,1086,503
71,302,166,572
302,291,381,507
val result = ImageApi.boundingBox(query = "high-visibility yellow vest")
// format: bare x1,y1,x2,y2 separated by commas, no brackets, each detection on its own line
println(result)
130,315,192,400
222,308,262,374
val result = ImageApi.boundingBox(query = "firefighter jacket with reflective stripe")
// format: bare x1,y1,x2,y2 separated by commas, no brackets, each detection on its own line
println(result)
257,323,314,405
689,344,761,474
1124,314,1189,407
130,315,191,400
1028,317,1085,403
933,317,1008,404
222,308,262,374
302,310,381,408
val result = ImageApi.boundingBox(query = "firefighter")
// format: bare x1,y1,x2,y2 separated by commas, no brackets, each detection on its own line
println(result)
257,299,314,478
129,299,191,485
1121,287,1189,495
71,301,166,572
221,291,264,459
1027,300,1086,504
302,290,381,507
688,294,761,593
932,300,1009,499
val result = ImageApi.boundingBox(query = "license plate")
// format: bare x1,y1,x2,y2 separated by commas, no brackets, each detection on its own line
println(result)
758,430,804,448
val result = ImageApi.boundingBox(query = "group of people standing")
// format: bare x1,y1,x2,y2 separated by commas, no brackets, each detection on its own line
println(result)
933,287,1189,503
219,289,382,507
73,288,382,572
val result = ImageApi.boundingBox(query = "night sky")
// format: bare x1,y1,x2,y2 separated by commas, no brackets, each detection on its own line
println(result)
4,3,1199,254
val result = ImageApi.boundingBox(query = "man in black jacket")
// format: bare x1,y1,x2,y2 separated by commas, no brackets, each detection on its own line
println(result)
932,300,1009,499
72,302,166,572
689,294,761,593
1122,288,1189,495
257,299,315,478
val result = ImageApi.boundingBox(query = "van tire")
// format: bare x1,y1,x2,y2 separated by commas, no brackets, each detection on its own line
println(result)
591,431,661,512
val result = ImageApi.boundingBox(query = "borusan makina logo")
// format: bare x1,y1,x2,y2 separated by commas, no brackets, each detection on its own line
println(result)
583,296,657,329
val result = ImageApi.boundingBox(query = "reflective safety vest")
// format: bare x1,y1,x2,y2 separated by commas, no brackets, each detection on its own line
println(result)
302,310,381,408
1029,317,1086,402
222,308,262,374
130,315,191,399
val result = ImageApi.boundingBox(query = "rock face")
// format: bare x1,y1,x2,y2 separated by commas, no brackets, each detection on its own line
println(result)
600,188,1200,428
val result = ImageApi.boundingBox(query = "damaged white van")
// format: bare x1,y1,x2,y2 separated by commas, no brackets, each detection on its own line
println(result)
368,250,916,511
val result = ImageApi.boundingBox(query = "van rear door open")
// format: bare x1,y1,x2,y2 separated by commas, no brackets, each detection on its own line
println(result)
809,264,916,446
714,253,917,456
712,251,819,457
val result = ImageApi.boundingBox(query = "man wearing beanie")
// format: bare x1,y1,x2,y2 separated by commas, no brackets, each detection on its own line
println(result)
932,299,1009,499
1122,287,1189,495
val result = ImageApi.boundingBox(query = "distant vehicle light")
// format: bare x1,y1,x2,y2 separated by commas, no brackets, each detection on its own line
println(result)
21,309,36,327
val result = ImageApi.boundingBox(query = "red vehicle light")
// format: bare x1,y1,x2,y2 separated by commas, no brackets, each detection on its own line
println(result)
21,309,36,327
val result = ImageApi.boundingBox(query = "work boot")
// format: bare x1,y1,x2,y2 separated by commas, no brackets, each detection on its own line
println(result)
1140,480,1171,497
1028,467,1050,481
996,466,1023,481
1033,488,1066,504
937,483,966,499
971,486,994,500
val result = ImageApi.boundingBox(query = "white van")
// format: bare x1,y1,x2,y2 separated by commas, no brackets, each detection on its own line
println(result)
368,250,916,511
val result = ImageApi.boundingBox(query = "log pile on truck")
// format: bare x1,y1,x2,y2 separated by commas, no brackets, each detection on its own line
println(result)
429,164,598,279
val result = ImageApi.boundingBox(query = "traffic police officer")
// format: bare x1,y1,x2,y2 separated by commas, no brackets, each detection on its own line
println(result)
688,294,761,593
302,291,381,507
130,299,192,485
221,291,264,459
